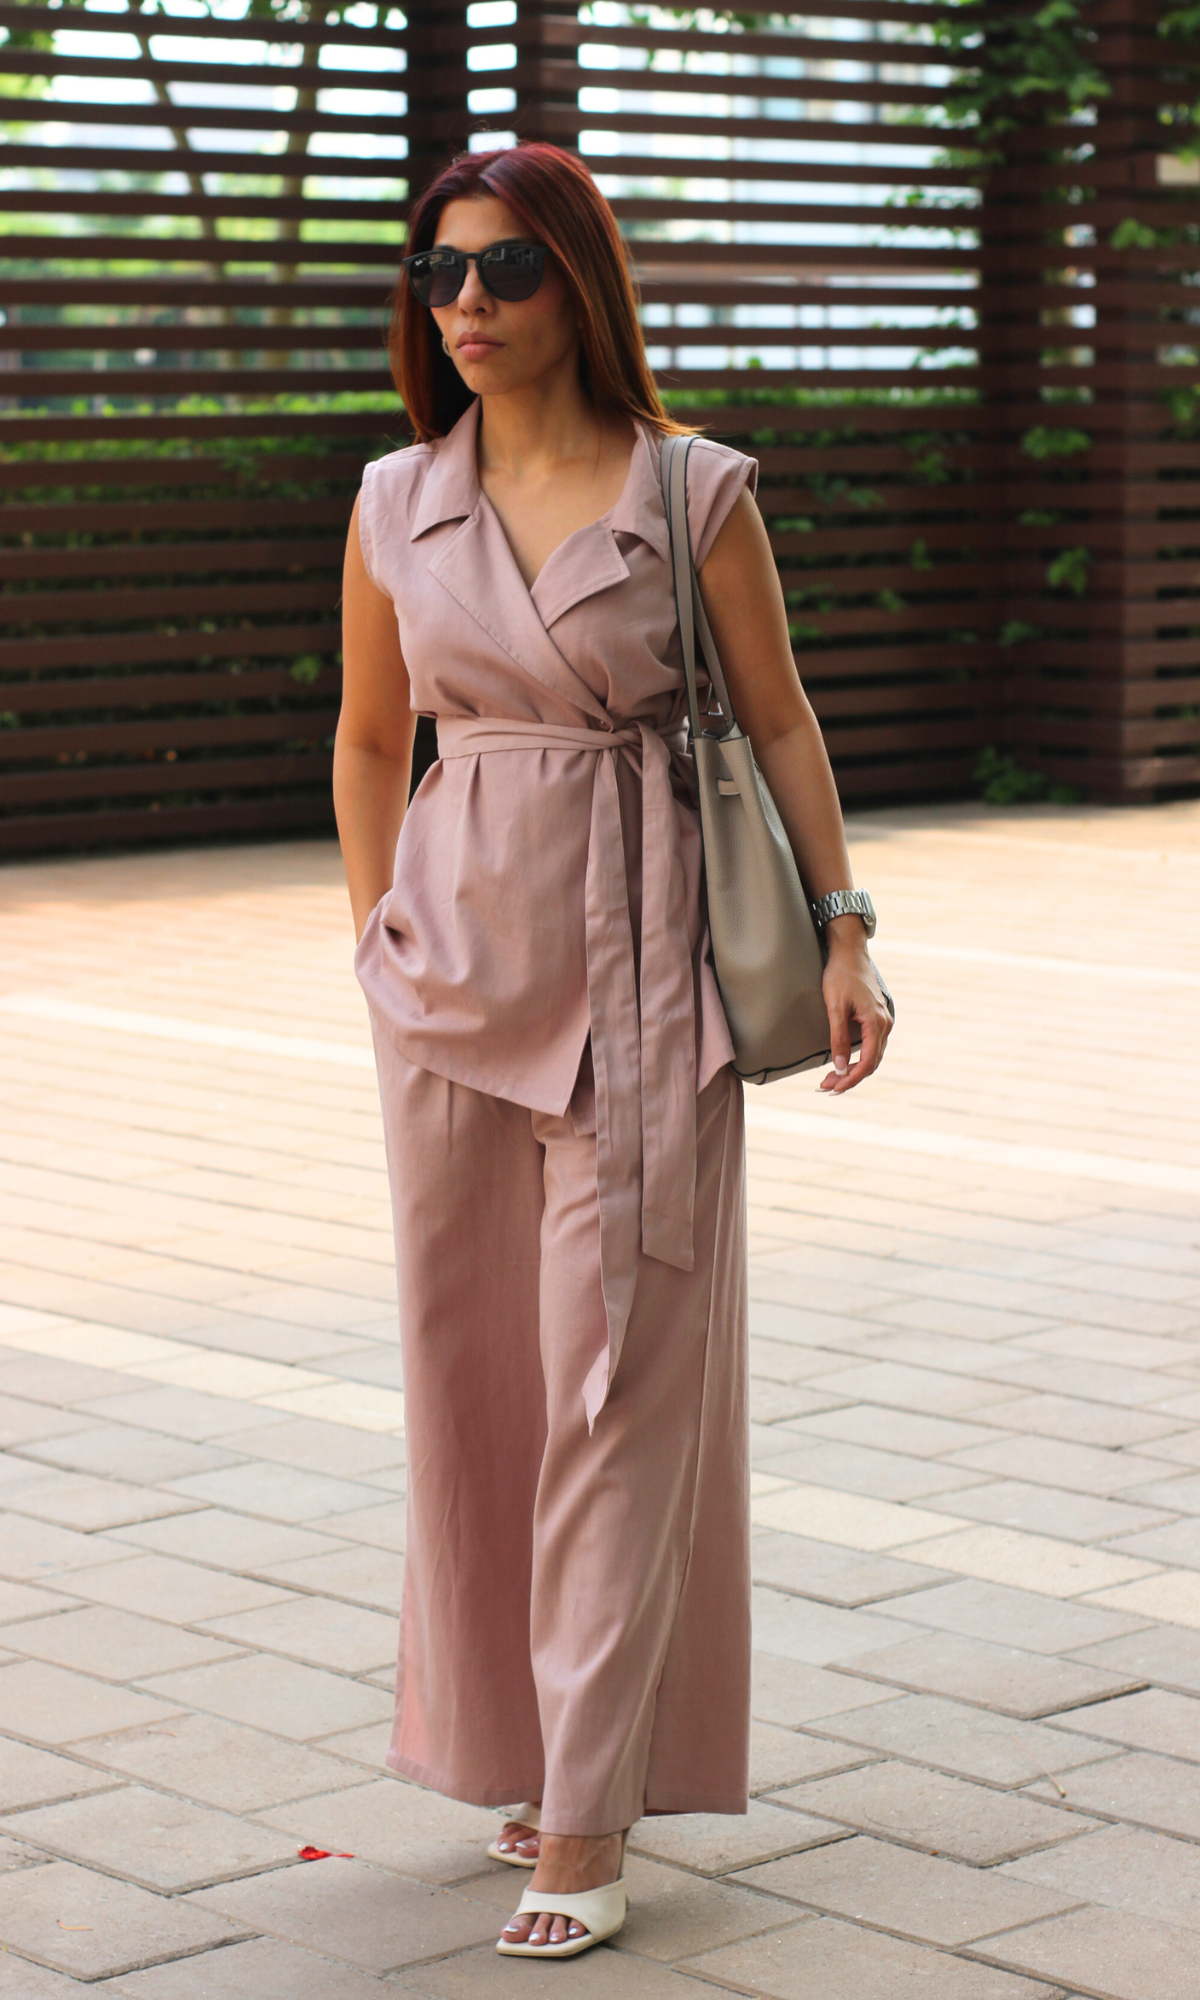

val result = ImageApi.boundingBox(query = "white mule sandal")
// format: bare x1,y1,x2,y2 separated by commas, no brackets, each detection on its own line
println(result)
496,1834,628,1959
487,1802,541,1867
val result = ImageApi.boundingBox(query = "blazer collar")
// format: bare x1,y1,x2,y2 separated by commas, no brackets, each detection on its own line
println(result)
411,397,671,563
410,398,483,540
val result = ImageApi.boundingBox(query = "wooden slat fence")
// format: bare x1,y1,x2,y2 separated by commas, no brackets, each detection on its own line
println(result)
1,0,1197,854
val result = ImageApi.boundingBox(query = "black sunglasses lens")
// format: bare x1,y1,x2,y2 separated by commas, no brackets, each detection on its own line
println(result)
480,245,544,301
408,252,464,307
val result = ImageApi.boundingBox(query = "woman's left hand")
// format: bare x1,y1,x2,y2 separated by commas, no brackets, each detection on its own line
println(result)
819,930,892,1095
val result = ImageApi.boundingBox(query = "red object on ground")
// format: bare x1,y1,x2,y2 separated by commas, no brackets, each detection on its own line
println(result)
297,1845,354,1860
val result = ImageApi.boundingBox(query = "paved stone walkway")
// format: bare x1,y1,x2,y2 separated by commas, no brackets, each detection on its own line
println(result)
1,798,1199,2000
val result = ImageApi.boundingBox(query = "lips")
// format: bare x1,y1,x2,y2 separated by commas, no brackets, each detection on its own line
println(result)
457,335,501,354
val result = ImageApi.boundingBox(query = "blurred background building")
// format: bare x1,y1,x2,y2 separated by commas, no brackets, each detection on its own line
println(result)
1,0,1198,855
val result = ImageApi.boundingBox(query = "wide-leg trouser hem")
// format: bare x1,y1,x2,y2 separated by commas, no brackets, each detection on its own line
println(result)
385,1746,748,1825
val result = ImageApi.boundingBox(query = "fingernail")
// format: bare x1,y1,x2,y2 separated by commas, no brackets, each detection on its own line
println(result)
834,1056,848,1074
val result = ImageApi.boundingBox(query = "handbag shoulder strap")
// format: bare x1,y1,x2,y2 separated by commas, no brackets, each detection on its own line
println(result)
660,433,738,741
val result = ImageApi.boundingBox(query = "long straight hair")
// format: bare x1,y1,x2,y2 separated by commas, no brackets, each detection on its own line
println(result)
389,143,691,443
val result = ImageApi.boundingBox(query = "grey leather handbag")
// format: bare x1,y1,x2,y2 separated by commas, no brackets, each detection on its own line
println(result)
661,433,894,1085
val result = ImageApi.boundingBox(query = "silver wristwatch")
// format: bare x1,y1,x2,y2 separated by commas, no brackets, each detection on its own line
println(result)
810,888,877,939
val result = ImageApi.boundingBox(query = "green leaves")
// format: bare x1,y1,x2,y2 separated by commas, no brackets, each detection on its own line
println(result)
929,0,1109,139
1020,425,1091,460
1046,545,1091,596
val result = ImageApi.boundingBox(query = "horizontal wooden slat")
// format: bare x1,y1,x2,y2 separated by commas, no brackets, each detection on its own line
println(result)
0,707,338,765
0,624,342,675
0,2,403,49
0,666,341,715
0,540,346,583
0,749,333,810
0,792,335,856
0,143,407,180
3,579,341,622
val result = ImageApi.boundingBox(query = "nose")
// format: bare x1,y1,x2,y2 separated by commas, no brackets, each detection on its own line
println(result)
456,260,491,314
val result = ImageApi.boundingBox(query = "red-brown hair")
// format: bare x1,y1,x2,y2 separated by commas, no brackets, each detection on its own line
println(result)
388,143,691,443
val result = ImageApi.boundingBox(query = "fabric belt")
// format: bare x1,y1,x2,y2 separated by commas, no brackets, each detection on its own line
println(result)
437,714,697,1428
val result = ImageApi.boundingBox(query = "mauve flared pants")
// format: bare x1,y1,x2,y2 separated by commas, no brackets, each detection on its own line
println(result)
371,1029,751,1835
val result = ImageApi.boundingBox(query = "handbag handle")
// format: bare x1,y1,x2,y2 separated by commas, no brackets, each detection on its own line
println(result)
660,434,738,745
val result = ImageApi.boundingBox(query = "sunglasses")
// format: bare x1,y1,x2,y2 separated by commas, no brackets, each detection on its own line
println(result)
401,241,547,308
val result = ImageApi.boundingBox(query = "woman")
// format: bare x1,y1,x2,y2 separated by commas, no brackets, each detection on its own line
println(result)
336,142,891,1961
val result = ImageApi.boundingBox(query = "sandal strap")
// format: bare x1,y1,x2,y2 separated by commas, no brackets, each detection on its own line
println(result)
513,1879,626,1931
501,1802,540,1831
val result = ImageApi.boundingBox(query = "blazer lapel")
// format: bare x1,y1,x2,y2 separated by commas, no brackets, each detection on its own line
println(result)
427,502,613,725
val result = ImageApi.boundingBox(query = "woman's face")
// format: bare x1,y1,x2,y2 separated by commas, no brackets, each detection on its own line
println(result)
428,194,579,398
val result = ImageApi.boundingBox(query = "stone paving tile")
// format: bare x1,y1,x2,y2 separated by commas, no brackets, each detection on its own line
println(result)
1050,1687,1200,1761
894,1579,1150,1656
739,1834,1080,1946
681,1914,1061,1999
0,1662,189,1744
215,1416,405,1480
945,1436,1181,1499
0,1513,132,1582
0,1578,82,1625
976,1392,1186,1451
0,1952,92,1996
893,1524,1156,1599
1,1784,297,1893
844,1631,1141,1718
924,1478,1172,1545
198,1597,396,1674
63,1552,294,1625
187,1852,498,1968
110,1507,346,1571
1106,1516,1200,1568
106,1934,400,1998
749,1721,879,1794
1084,1568,1200,1628
13,1426,241,1487
0,1739,118,1812
3,1607,243,1683
751,1376,850,1424
981,1905,1197,2000
134,1654,392,1741
252,1541,400,1612
796,1363,1019,1420
250,1779,509,1885
769,1761,1096,1864
1027,1748,1200,1838
752,1438,988,1502
160,1462,391,1524
628,1800,848,1876
790,1405,1005,1459
0,1396,92,1448
77,1384,298,1442
1070,1624,1200,1694
396,1937,725,1995
750,1585,926,1665
0,1858,248,1980
3,1472,202,1536
1122,1468,1200,1513
0,1354,141,1408
80,1712,367,1814
317,1720,393,1769
751,1531,946,1607
807,1693,1117,1788
999,1822,1200,1932
750,1654,902,1728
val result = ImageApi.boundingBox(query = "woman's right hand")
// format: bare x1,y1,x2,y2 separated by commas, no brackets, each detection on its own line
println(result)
334,493,417,940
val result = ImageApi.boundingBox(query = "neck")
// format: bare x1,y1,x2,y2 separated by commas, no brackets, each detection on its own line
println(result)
476,348,605,477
